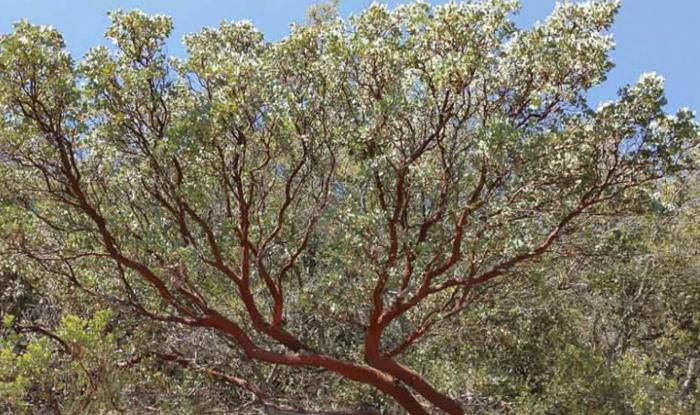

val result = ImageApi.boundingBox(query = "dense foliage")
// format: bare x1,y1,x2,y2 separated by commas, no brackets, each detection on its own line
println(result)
0,1,698,413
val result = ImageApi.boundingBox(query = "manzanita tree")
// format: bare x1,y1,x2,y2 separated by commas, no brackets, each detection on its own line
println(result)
0,1,698,413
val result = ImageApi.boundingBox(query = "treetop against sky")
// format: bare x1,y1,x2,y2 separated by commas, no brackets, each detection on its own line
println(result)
1,0,699,113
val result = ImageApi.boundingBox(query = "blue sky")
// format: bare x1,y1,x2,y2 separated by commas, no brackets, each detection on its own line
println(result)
1,1,698,113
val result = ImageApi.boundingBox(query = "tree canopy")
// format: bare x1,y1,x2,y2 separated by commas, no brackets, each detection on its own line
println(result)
0,1,698,414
